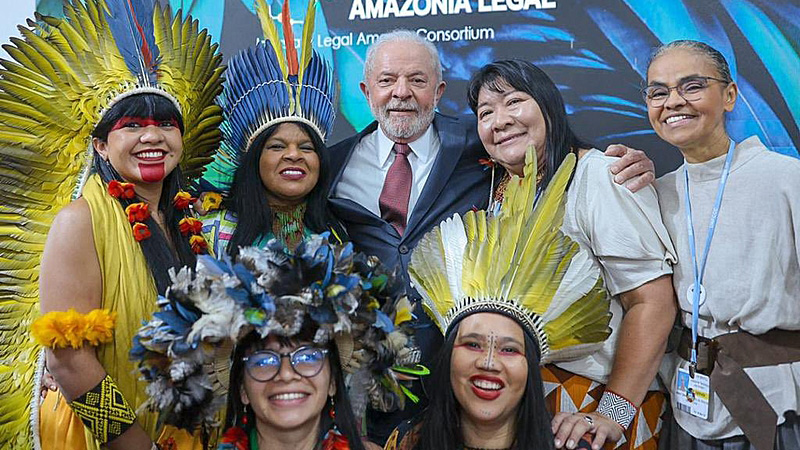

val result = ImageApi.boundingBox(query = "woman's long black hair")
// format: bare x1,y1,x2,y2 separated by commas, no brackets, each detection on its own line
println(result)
416,317,555,450
467,59,592,189
225,326,366,450
225,122,346,257
91,93,196,293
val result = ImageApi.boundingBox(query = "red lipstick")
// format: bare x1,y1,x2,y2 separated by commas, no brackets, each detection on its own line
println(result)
469,375,505,401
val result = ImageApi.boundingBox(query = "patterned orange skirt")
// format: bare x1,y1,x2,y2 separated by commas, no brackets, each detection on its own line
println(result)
542,364,666,450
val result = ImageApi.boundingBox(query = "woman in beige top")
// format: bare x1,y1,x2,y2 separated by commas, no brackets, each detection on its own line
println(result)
466,59,677,450
649,39,800,450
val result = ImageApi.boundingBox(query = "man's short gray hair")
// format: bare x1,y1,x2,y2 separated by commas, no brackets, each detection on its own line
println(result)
363,29,443,83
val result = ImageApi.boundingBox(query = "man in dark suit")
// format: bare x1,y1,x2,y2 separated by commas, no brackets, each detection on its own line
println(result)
328,30,654,444
328,30,486,444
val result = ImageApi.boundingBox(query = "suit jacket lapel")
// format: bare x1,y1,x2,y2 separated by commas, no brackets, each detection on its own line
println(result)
405,114,467,237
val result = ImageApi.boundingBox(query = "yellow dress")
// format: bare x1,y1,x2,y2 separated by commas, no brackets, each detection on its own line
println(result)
38,174,204,449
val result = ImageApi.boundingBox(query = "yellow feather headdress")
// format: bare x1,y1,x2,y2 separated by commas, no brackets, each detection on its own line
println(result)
0,1,224,447
409,147,612,364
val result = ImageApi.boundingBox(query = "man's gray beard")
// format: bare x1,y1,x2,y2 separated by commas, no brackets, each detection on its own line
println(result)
371,101,436,141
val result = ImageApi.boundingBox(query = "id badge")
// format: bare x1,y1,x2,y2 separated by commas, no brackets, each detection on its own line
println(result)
675,367,710,420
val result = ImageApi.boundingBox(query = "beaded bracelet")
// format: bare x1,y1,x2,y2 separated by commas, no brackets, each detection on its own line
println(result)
70,374,136,443
596,389,637,430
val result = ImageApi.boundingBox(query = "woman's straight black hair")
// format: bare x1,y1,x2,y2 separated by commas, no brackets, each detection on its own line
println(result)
225,122,346,257
91,93,195,293
225,328,366,450
416,319,555,450
467,59,592,189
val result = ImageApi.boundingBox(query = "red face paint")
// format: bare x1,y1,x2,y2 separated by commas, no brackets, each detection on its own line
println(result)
111,116,179,131
138,163,166,183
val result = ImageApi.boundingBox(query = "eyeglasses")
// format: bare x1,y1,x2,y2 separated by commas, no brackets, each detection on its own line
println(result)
242,346,329,382
642,76,729,107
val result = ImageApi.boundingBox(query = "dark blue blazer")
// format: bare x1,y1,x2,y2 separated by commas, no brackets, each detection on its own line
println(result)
327,112,492,443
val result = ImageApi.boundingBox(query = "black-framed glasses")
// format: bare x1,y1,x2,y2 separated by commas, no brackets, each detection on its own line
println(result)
642,76,729,107
242,346,329,382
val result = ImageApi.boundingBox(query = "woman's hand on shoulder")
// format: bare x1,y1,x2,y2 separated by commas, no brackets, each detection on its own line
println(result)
604,144,655,193
552,411,623,450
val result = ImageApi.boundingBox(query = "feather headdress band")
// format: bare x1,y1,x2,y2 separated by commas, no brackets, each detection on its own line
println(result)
409,147,613,364
131,235,424,430
203,0,335,193
0,1,223,446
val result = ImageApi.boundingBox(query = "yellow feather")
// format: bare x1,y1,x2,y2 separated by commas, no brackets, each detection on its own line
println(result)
154,3,225,183
255,0,288,79
297,0,317,87
0,3,224,445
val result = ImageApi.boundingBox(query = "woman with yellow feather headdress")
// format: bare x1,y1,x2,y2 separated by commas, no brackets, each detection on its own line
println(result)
0,0,224,448
387,143,613,449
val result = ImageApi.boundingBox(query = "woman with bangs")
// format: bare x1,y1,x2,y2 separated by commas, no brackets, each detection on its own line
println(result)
37,91,213,450
0,1,224,448
462,59,678,450
222,323,366,450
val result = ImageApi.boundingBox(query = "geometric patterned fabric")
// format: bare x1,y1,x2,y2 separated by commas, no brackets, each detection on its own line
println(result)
70,375,136,443
542,364,665,450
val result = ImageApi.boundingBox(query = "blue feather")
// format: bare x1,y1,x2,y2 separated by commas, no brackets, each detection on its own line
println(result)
104,0,159,85
233,262,258,293
153,309,191,334
198,254,232,277
374,310,394,332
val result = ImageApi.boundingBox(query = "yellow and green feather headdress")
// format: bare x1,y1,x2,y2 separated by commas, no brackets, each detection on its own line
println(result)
0,1,224,446
409,148,612,364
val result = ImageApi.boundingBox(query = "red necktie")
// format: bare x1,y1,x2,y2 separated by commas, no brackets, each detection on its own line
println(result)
379,143,413,234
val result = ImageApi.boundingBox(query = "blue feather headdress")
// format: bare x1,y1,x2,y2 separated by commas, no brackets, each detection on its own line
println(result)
204,0,336,193
131,235,426,430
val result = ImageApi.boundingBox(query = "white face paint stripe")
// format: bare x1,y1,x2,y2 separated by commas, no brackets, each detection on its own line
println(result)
483,331,497,369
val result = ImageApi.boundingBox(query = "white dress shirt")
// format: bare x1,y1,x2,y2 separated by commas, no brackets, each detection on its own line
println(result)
334,124,440,223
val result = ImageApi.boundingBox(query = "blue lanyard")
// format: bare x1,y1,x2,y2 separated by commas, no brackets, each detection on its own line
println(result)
684,140,735,373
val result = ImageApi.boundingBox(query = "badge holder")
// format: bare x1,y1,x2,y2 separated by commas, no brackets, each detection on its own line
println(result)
676,140,735,423
675,365,710,420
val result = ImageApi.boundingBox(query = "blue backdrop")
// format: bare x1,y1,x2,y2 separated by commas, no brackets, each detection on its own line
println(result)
32,0,800,173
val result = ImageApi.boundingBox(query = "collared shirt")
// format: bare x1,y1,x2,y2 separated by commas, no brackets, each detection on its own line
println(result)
334,124,440,222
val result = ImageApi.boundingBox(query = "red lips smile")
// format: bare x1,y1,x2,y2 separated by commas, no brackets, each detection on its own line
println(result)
469,375,505,401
